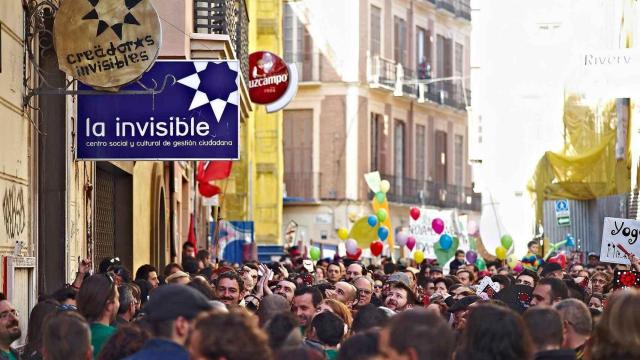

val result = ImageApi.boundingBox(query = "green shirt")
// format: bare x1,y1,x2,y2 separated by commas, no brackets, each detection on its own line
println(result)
90,322,117,358
325,349,338,360
1,350,16,360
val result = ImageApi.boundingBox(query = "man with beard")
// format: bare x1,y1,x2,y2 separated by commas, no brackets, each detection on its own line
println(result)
77,273,120,358
292,286,322,332
214,272,244,307
274,279,297,304
383,282,416,312
238,263,259,294
0,294,20,360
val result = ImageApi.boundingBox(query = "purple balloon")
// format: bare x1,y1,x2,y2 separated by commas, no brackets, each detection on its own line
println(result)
432,218,445,234
465,250,477,264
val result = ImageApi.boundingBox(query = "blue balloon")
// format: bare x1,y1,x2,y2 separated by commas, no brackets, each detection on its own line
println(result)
565,234,575,247
367,215,378,227
378,226,389,241
439,234,453,250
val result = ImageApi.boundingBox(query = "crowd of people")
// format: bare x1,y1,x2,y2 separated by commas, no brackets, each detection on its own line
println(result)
3,240,640,360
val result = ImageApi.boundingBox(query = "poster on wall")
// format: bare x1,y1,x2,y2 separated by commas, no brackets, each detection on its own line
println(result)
77,60,240,160
212,220,254,264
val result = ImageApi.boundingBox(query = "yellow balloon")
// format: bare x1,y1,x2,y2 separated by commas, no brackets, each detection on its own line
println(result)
337,228,349,240
496,246,507,260
380,180,391,193
414,250,425,264
507,255,518,268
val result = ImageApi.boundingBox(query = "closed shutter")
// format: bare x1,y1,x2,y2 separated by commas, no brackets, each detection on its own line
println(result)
95,167,116,265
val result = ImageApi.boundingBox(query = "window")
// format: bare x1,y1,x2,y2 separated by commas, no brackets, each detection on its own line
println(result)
370,113,381,171
455,42,464,100
416,125,426,181
393,17,407,67
416,27,431,79
435,130,448,184
436,35,453,78
283,4,313,80
394,121,405,194
284,110,314,198
370,6,381,57
455,135,464,186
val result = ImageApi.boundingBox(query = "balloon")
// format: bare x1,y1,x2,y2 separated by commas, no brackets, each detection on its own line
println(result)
496,246,507,260
345,239,358,254
500,235,513,249
410,207,421,221
435,236,460,267
396,232,409,247
513,262,523,273
406,236,416,251
380,180,391,193
432,218,445,235
548,253,567,269
465,250,478,264
507,255,518,268
414,250,425,264
378,226,389,241
468,220,479,235
367,215,378,227
337,228,349,241
370,241,383,256
375,192,386,203
439,234,453,250
198,182,221,197
376,209,388,222
349,217,380,248
347,247,362,260
476,258,486,270
565,234,575,247
309,247,321,261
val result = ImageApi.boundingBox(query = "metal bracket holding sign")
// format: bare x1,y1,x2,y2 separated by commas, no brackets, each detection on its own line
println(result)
555,199,571,226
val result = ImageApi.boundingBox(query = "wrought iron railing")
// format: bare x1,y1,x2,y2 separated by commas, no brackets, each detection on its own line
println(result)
381,174,481,211
456,0,471,21
437,0,456,14
194,0,249,81
424,82,470,111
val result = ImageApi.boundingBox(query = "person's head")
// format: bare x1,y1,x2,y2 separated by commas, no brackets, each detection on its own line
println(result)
384,282,416,312
143,285,213,345
455,250,465,262
315,266,326,282
188,311,272,360
588,293,605,311
541,262,564,280
338,330,379,360
516,269,540,288
51,287,77,306
531,277,569,307
42,311,91,360
590,272,611,294
334,281,357,305
327,263,342,283
166,271,191,285
308,312,344,348
183,242,196,258
587,253,599,266
353,276,374,307
163,263,184,278
450,285,476,300
117,284,137,320
316,299,353,329
188,276,216,300
527,240,540,254
239,264,259,292
380,308,454,360
553,298,592,349
421,277,436,297
456,269,475,286
491,274,511,290
523,307,563,353
256,295,291,327
430,267,444,279
346,263,366,282
455,304,533,360
263,312,302,352
195,250,211,270
98,257,121,274
77,273,120,323
107,265,132,286
134,264,159,289
214,271,245,306
352,304,388,334
374,279,383,297
292,286,322,328
569,263,584,278
589,289,640,359
96,324,151,360
433,277,451,295
25,298,58,355
274,280,297,304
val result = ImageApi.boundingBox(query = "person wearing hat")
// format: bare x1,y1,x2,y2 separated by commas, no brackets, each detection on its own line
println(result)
165,271,190,285
448,295,481,331
541,262,564,280
125,285,212,360
586,252,599,269
383,282,417,312
430,267,444,279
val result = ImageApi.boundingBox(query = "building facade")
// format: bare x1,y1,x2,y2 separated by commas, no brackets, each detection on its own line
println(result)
281,0,479,258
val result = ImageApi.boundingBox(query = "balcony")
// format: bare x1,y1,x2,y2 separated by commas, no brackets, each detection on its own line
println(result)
369,56,470,112
437,0,456,14
381,174,481,212
194,0,249,81
284,172,319,202
456,0,472,21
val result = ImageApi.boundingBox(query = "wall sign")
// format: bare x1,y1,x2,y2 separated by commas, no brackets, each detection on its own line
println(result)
77,60,240,160
248,51,298,113
600,217,640,264
53,0,162,90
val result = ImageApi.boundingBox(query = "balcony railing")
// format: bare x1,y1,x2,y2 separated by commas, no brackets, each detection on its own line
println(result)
381,174,481,212
437,0,456,14
456,0,472,21
424,82,470,111
284,172,318,200
194,0,249,81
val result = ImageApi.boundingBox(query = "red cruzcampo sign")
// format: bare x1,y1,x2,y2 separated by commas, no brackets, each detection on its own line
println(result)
248,51,299,112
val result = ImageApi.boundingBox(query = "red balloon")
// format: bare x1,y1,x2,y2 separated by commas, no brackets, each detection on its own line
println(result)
347,247,362,260
548,253,567,269
198,182,221,197
410,207,421,221
370,241,383,256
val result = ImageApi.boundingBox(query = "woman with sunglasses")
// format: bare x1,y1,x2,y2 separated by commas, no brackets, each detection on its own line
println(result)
77,273,120,358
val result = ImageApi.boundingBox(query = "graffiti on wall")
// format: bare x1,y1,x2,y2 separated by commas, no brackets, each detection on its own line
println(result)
3,185,26,239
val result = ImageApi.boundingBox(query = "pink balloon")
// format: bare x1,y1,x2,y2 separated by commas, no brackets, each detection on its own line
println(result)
432,218,445,234
345,239,358,254
406,236,416,251
396,232,408,247
468,220,479,235
513,262,523,273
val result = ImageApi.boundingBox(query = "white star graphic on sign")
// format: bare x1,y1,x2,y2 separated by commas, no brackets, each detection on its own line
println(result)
176,62,239,122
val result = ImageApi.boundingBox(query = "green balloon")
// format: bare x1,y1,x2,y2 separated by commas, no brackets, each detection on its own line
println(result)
377,209,388,222
309,247,321,261
500,235,513,249
476,258,486,271
375,192,386,203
